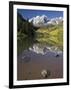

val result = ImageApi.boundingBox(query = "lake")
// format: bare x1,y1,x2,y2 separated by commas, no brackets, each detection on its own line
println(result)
17,27,63,80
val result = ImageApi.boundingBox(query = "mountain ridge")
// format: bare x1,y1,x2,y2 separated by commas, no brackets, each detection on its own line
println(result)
29,15,63,27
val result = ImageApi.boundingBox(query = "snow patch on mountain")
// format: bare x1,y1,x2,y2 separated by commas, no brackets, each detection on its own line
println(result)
29,15,63,27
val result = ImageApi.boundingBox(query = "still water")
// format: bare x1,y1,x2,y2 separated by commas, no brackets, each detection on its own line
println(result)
17,31,63,56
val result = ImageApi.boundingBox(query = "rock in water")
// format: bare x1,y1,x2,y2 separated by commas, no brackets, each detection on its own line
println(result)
41,69,51,78
41,70,48,78
55,54,59,57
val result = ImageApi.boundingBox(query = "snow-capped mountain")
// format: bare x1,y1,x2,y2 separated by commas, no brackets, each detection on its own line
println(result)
29,15,49,27
29,15,63,27
48,17,63,25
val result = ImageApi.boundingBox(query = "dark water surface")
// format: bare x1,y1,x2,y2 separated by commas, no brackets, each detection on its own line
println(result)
17,31,63,80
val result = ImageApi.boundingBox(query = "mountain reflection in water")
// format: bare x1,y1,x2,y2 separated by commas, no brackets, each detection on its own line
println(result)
29,44,62,55
17,34,63,57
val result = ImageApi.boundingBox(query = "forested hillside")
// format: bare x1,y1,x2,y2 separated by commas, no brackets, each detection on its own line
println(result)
17,12,36,40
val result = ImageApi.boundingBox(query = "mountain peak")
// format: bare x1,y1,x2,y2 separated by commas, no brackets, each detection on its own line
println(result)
29,15,63,27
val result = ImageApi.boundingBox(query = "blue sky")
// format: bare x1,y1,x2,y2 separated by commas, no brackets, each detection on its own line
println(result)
17,9,63,20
